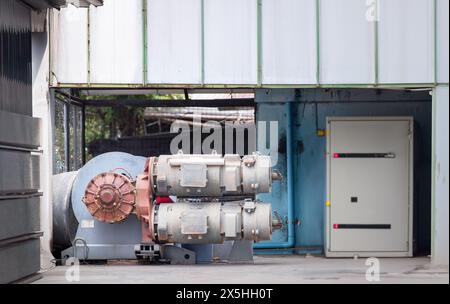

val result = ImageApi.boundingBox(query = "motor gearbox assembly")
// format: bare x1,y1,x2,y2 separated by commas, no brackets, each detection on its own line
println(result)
54,152,281,264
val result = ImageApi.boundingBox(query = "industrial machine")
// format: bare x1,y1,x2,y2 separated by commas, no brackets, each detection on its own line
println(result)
52,151,281,264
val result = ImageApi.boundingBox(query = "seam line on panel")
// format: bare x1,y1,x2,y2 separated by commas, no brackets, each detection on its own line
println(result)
374,0,379,86
257,0,263,87
143,0,148,85
87,6,91,85
201,0,205,86
433,0,438,85
316,0,321,86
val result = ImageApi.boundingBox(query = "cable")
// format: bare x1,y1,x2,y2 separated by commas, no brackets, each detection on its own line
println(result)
111,167,134,180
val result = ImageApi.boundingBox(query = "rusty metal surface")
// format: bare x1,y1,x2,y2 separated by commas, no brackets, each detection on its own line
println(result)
83,172,135,224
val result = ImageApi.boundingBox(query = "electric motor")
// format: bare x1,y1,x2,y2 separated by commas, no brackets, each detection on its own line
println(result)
79,152,279,245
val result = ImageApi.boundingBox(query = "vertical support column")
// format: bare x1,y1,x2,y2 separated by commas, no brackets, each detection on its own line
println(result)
81,104,86,165
143,0,148,85
432,86,449,266
49,89,57,174
63,101,70,172
87,5,91,85
73,101,78,170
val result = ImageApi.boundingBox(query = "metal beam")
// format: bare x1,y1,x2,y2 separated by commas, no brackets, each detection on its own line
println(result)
53,82,447,89
81,105,86,165
83,98,255,108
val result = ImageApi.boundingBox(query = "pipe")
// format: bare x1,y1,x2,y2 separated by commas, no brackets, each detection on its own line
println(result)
254,102,295,249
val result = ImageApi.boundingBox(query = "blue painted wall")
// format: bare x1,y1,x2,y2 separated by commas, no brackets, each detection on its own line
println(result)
255,89,432,255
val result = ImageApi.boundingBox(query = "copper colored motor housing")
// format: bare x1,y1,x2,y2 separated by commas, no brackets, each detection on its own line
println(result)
83,172,135,224
135,157,157,242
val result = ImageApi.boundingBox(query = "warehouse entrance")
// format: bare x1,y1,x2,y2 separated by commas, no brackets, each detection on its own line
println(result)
49,87,432,260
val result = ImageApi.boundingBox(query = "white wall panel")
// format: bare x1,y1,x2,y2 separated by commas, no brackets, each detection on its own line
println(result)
148,0,202,84
204,0,257,84
433,86,449,266
56,7,88,84
90,0,143,84
320,0,375,84
437,0,449,84
54,0,439,87
379,0,434,84
262,0,316,84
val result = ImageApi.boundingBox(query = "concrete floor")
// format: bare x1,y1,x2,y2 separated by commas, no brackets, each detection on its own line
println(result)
36,256,448,284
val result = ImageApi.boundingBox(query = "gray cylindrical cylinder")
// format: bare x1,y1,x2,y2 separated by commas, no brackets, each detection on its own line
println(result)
154,153,273,197
52,171,79,255
153,201,272,244
242,201,272,242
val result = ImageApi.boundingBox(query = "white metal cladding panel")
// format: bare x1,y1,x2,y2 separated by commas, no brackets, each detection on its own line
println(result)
53,0,440,87
204,0,257,84
262,0,317,84
147,0,202,84
437,0,449,84
56,6,88,84
90,0,143,84
319,0,375,84
379,0,434,84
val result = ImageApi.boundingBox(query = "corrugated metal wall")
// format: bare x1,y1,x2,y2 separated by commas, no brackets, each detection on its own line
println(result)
0,0,32,115
52,0,449,87
0,0,42,284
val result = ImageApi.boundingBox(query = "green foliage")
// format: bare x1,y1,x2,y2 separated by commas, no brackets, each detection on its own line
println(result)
83,94,183,159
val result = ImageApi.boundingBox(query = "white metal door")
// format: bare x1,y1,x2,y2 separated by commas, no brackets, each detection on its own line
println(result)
327,118,413,255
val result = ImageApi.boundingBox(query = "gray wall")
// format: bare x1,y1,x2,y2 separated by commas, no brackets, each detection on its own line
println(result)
0,0,41,284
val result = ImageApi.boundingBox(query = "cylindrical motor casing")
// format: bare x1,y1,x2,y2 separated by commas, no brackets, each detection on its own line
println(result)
154,153,272,197
153,201,272,244
242,201,272,242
